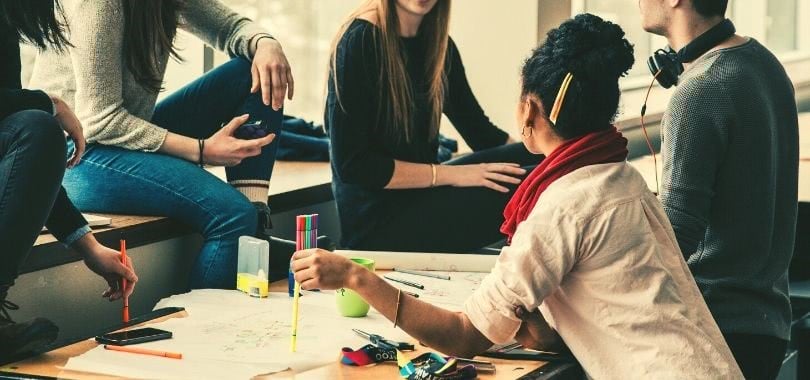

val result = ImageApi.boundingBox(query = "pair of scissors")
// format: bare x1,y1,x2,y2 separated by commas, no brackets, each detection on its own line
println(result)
352,329,415,351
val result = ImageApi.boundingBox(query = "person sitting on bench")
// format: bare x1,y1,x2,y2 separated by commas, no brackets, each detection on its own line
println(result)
1,0,137,360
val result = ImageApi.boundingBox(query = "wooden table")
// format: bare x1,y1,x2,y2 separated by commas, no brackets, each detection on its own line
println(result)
3,278,552,380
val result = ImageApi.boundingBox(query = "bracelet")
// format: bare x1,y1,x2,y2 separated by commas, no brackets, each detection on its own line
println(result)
393,289,403,328
252,34,276,54
430,164,437,187
198,139,205,168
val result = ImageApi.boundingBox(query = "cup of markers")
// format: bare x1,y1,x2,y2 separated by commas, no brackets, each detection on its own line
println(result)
289,214,319,297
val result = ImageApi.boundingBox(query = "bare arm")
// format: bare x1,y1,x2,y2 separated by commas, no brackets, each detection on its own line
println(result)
292,250,493,358
158,115,276,166
385,160,526,192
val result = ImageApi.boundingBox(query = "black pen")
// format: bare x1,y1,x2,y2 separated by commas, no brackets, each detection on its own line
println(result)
384,274,425,290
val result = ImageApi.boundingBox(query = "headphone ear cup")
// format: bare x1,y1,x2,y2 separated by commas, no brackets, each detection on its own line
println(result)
647,51,683,89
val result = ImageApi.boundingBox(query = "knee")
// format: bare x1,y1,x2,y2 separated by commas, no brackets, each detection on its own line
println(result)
7,110,66,158
219,57,254,91
206,198,258,239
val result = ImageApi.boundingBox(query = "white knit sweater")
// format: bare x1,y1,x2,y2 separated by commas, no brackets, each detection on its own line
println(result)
29,0,268,151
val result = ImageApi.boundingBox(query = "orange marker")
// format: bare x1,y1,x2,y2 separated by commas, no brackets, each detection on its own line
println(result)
121,239,129,323
104,344,182,359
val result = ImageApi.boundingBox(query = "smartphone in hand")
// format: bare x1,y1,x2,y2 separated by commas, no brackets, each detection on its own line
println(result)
234,120,269,140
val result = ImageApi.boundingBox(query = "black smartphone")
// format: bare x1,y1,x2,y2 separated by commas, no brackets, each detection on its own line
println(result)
95,327,172,346
234,120,269,140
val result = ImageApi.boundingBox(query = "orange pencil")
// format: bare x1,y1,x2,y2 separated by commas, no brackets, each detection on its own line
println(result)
104,344,182,359
120,239,129,323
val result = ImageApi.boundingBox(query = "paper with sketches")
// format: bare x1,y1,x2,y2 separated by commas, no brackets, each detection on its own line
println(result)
383,271,486,311
63,289,415,379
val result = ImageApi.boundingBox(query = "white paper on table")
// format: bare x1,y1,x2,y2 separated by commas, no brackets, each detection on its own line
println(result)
66,277,487,380
62,345,288,380
66,290,423,379
381,271,486,312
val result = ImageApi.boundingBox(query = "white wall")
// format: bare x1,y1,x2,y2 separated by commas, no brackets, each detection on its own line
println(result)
445,1,539,142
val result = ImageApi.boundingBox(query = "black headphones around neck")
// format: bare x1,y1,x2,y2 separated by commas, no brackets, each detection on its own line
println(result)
647,19,736,88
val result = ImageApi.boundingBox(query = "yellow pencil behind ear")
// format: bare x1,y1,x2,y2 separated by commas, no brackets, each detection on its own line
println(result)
549,72,574,125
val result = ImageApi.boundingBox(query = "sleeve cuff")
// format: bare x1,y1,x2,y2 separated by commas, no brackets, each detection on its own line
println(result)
62,225,92,246
248,33,275,58
463,277,522,345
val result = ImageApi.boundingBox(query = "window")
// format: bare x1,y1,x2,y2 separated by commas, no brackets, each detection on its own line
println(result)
574,0,810,89
213,0,364,123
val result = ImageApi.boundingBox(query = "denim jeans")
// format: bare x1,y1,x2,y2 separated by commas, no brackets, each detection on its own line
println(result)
63,58,282,289
0,111,67,287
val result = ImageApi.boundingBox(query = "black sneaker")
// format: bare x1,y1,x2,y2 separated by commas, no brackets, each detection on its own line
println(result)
0,299,59,361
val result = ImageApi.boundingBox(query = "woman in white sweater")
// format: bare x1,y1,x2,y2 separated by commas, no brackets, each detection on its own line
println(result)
30,0,293,289
291,14,743,379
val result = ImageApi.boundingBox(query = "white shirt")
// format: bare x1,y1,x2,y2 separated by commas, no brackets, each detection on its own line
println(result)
464,162,742,379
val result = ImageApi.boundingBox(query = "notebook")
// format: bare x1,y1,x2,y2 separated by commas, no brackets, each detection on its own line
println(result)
41,213,112,232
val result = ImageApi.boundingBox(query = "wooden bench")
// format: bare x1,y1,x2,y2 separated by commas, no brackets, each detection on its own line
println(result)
24,161,333,275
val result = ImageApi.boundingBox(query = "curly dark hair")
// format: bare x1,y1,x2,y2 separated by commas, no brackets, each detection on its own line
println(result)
521,13,634,140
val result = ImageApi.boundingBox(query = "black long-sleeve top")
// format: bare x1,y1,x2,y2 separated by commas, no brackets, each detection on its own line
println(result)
1,21,88,243
326,19,508,248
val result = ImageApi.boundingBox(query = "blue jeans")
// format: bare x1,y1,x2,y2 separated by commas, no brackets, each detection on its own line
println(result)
63,58,282,289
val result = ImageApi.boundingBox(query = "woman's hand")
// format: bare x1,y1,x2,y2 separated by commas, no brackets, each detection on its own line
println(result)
513,306,567,353
440,163,526,193
251,37,294,111
51,96,85,168
73,233,138,301
291,249,360,290
204,114,276,166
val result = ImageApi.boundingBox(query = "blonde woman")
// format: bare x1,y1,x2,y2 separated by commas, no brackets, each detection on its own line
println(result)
327,0,539,252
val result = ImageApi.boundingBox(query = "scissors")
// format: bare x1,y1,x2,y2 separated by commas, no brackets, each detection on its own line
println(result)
352,329,415,351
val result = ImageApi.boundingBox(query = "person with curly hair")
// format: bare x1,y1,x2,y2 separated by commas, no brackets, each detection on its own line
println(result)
291,14,742,378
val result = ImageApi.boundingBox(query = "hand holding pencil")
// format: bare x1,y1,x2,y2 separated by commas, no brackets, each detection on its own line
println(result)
75,233,138,301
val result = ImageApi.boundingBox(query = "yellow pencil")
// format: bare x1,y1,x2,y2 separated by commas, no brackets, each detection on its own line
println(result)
290,281,301,352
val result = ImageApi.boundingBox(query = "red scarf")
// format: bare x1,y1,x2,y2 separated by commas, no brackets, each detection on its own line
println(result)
501,126,629,242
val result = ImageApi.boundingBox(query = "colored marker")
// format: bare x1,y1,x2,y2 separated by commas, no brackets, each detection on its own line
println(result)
120,239,129,323
393,268,451,280
384,275,425,290
104,344,182,359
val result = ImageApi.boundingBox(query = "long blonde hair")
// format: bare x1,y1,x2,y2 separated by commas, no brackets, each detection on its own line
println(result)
330,0,451,143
